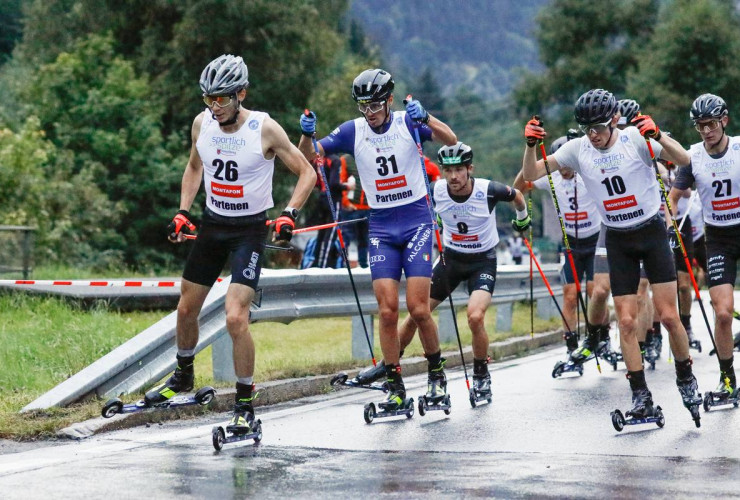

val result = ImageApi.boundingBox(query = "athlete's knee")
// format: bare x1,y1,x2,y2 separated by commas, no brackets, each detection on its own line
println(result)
225,310,249,334
407,301,432,324
378,304,399,325
714,309,734,329
467,308,486,330
177,300,200,322
617,315,638,335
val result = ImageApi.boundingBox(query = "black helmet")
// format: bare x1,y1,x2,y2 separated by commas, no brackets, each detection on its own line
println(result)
566,128,581,141
574,89,618,125
617,99,641,125
549,136,569,155
437,142,473,166
690,93,728,121
199,54,249,95
352,69,394,103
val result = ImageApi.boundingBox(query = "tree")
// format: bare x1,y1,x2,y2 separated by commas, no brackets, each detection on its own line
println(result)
513,0,659,130
0,0,22,63
626,0,740,146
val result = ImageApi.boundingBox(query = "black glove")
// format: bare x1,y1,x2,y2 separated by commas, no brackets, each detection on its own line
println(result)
167,210,196,242
511,214,532,233
274,211,296,242
667,227,680,250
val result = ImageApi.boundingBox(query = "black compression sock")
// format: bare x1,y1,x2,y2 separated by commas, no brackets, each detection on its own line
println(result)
425,350,442,371
680,314,691,330
627,370,647,391
473,357,488,375
653,321,662,336
675,358,693,380
719,357,736,387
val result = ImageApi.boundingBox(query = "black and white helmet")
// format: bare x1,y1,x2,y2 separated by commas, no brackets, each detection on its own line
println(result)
199,54,249,96
617,99,641,125
438,142,473,166
352,69,394,103
549,136,569,155
574,89,618,125
690,93,728,121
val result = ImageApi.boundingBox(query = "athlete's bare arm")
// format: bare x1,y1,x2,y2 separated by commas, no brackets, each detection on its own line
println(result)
512,170,534,194
180,112,206,212
666,186,689,226
656,134,690,167
427,116,457,146
297,133,324,163
511,188,527,212
263,117,317,210
522,143,561,181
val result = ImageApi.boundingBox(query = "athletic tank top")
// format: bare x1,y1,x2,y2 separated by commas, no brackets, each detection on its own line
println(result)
533,171,602,238
196,110,274,217
434,178,499,253
687,136,740,227
352,111,428,209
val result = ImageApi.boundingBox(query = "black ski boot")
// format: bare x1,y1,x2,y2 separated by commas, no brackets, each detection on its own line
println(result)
626,388,656,419
569,327,600,364
425,357,448,404
378,372,406,412
226,383,259,434
353,360,386,385
703,372,740,411
687,328,702,353
144,354,194,406
563,331,579,355
677,374,702,427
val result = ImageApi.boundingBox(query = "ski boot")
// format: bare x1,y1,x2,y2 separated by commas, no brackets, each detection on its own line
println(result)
611,388,665,432
418,358,451,416
554,328,602,376
641,334,658,371
102,385,215,418
330,361,389,393
709,332,740,356
364,368,414,423
563,331,579,355
687,327,702,353
703,374,740,412
470,370,492,408
677,374,702,428
144,355,195,406
212,392,263,451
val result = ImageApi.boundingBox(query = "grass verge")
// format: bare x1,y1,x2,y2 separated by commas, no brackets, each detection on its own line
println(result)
0,289,559,439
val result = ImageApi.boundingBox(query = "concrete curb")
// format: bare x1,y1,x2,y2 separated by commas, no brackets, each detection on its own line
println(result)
58,330,562,439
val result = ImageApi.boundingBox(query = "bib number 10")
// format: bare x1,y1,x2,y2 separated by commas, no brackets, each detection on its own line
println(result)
376,155,399,176
600,175,626,196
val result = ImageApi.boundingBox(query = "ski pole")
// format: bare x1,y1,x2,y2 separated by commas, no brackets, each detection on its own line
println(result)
536,122,600,372
643,135,720,359
264,218,368,234
305,110,376,366
405,94,471,392
528,193,534,339
183,233,293,251
523,236,574,332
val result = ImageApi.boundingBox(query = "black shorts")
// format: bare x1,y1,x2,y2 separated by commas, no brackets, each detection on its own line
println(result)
182,209,268,290
672,215,694,273
605,214,676,297
430,248,497,301
693,235,707,273
704,223,740,287
561,233,598,285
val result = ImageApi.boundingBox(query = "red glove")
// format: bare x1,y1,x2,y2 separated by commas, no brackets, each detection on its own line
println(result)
525,116,545,147
167,210,196,242
631,114,662,140
274,211,296,242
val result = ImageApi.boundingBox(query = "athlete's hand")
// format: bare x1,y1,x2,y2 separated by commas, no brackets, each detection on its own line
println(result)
300,110,316,137
167,210,196,243
404,98,429,123
435,213,443,229
525,116,545,147
632,114,662,141
667,227,680,250
274,211,296,242
511,215,532,233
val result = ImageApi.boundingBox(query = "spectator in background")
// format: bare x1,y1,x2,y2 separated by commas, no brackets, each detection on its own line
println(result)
338,155,370,267
302,154,343,268
424,155,441,182
509,233,524,265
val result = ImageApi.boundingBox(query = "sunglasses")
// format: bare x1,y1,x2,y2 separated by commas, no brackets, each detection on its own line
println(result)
203,94,236,108
694,119,722,133
578,119,612,135
357,100,386,115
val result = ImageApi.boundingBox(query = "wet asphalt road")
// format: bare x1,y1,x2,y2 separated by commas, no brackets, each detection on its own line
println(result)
1,296,740,499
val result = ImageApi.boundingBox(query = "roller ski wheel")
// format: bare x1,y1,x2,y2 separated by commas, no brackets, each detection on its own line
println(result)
211,419,263,451
611,405,665,431
689,339,702,353
611,409,625,432
551,360,584,379
100,386,216,418
702,384,739,412
367,397,414,423
469,389,477,409
330,370,389,393
417,394,451,417
470,375,493,407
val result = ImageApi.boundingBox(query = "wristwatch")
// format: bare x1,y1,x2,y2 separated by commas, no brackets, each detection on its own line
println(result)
284,207,299,219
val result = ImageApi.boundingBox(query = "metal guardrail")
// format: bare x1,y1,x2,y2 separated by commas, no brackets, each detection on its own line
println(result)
22,265,562,410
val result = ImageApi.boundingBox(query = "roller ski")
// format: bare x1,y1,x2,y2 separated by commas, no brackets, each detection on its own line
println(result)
687,327,702,353
418,360,451,416
364,366,414,423
677,374,702,428
553,328,603,377
469,371,492,408
102,386,215,418
330,362,389,392
703,375,740,412
551,359,584,378
611,388,665,432
709,332,740,356
212,397,262,451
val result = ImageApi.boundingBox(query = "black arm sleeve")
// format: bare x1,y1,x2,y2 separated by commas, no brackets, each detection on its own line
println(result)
487,181,516,213
672,162,695,190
